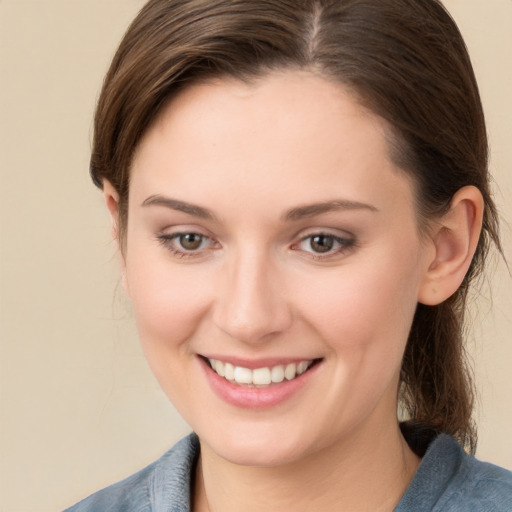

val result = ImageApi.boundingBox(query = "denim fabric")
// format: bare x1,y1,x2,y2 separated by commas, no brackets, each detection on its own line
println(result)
396,434,512,511
64,433,512,511
64,435,199,512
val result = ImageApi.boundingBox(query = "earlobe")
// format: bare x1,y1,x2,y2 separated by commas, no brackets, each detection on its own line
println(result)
418,186,484,306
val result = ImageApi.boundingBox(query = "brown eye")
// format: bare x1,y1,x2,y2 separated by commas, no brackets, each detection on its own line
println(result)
157,231,218,258
178,233,204,250
309,234,335,253
296,232,355,258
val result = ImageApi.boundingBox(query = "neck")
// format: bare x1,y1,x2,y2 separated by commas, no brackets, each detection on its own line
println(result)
193,420,420,512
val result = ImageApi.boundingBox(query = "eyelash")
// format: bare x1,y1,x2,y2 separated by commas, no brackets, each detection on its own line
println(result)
156,231,357,260
156,232,217,259
295,232,357,259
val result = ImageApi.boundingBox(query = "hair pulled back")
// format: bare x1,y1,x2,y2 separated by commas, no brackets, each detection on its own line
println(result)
91,0,501,453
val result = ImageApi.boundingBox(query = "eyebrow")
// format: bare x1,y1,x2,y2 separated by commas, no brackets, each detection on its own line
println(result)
141,195,216,220
284,200,378,221
141,195,378,222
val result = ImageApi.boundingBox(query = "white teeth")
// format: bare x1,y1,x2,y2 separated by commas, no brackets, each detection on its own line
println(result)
284,363,297,380
271,365,285,383
214,360,225,377
297,361,309,375
234,366,252,384
252,367,271,386
224,362,235,381
207,358,314,387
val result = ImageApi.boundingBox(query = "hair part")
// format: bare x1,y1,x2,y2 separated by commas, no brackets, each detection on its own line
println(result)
91,0,502,453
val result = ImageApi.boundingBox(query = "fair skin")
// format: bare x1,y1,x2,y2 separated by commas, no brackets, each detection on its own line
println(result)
104,71,483,512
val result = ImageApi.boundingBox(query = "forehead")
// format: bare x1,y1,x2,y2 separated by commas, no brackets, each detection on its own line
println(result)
130,71,415,218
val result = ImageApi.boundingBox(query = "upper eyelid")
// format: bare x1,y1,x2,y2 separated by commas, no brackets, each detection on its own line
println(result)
156,228,355,240
159,232,216,246
157,225,216,239
156,227,356,246
299,229,353,237
296,233,355,248
300,233,353,243
294,226,355,240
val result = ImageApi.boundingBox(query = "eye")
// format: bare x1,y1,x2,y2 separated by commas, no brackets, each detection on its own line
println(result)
308,234,336,253
157,231,217,258
296,232,355,257
177,233,204,251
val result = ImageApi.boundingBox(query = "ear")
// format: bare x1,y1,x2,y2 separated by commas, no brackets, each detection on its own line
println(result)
102,180,130,295
418,186,484,305
103,179,121,242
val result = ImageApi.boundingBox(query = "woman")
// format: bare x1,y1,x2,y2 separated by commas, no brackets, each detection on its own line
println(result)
65,0,512,510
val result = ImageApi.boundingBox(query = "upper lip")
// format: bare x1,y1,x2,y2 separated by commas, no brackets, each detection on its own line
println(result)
199,354,322,369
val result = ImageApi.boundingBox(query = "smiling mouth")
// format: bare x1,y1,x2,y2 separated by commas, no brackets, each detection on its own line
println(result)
204,357,321,388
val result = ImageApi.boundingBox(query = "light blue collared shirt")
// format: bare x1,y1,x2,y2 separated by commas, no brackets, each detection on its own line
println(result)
65,432,512,511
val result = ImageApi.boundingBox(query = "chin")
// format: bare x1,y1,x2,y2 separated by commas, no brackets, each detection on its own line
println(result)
198,421,320,468
213,440,301,467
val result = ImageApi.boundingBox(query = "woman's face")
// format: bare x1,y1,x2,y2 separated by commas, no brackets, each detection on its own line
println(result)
121,71,434,467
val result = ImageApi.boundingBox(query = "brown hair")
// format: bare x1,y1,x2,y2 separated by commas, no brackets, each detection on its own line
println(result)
90,0,501,453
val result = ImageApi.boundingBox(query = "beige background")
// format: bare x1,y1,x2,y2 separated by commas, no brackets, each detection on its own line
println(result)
0,1,510,511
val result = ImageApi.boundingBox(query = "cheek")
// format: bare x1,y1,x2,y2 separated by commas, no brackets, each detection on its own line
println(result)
292,248,422,429
123,249,214,415
124,246,213,350
296,245,422,355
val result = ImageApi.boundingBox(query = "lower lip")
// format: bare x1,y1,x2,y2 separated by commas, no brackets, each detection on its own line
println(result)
199,357,321,409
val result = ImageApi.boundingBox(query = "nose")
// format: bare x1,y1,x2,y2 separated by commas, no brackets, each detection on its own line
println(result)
212,247,293,344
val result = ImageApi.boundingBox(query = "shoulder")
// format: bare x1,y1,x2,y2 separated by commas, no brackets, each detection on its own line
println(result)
63,433,199,512
396,433,512,512
451,447,512,511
